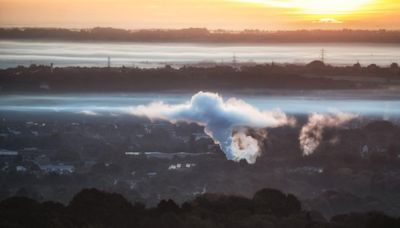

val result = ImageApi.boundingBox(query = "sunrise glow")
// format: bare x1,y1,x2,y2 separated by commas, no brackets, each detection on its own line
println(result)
237,0,373,15
0,0,399,29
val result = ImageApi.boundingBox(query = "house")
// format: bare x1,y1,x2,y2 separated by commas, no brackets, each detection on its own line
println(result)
40,164,75,174
0,149,19,163
147,172,157,177
0,149,18,156
16,166,27,172
168,163,196,170
361,144,369,159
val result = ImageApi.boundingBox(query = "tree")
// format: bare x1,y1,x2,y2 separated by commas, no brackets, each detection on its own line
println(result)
68,188,140,228
390,62,399,70
157,199,180,214
0,197,51,228
253,188,301,217
307,60,325,70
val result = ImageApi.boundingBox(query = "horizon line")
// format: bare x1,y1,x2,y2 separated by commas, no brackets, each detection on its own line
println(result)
1,26,400,33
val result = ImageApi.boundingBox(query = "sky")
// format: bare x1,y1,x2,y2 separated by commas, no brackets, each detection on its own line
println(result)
0,0,399,30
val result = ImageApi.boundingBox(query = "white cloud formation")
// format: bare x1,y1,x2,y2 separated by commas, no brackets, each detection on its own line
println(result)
129,91,295,164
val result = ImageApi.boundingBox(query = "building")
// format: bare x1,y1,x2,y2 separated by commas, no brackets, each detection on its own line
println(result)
361,145,369,159
39,164,75,174
0,149,18,156
0,149,19,163
16,166,27,172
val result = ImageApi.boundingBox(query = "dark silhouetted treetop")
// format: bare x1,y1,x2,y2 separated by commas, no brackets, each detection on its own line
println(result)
253,188,302,217
68,188,141,228
0,187,399,228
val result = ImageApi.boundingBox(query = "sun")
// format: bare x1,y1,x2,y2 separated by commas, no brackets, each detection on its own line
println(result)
236,0,373,15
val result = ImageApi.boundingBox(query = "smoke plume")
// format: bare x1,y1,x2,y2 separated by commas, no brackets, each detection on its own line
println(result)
299,112,357,156
129,91,295,164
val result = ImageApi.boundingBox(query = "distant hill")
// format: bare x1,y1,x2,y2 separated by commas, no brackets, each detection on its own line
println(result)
1,27,400,43
1,63,399,93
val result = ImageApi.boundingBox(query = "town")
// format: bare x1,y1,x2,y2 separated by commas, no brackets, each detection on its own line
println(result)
1,111,399,218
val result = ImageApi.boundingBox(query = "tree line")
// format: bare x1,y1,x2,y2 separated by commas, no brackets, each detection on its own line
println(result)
1,63,399,92
1,187,399,228
1,27,400,43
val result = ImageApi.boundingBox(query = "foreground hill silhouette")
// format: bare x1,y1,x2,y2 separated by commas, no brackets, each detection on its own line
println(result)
1,188,399,228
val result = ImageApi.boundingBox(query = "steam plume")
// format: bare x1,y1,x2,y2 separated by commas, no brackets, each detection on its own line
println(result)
129,91,295,164
299,112,357,156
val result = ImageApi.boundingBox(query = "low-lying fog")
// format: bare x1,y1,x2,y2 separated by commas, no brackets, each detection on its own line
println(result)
1,90,400,118
1,41,400,68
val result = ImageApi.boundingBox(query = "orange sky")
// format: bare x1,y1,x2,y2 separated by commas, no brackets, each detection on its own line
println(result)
0,0,399,30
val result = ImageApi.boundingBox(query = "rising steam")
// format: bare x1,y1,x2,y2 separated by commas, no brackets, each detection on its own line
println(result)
129,91,295,164
299,112,357,156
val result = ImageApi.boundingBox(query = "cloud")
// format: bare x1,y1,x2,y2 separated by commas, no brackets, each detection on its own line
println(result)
129,91,295,164
299,112,357,156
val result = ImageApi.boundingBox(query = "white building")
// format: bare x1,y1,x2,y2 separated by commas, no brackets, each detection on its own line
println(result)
40,164,75,174
0,149,18,156
16,166,27,172
361,144,369,159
